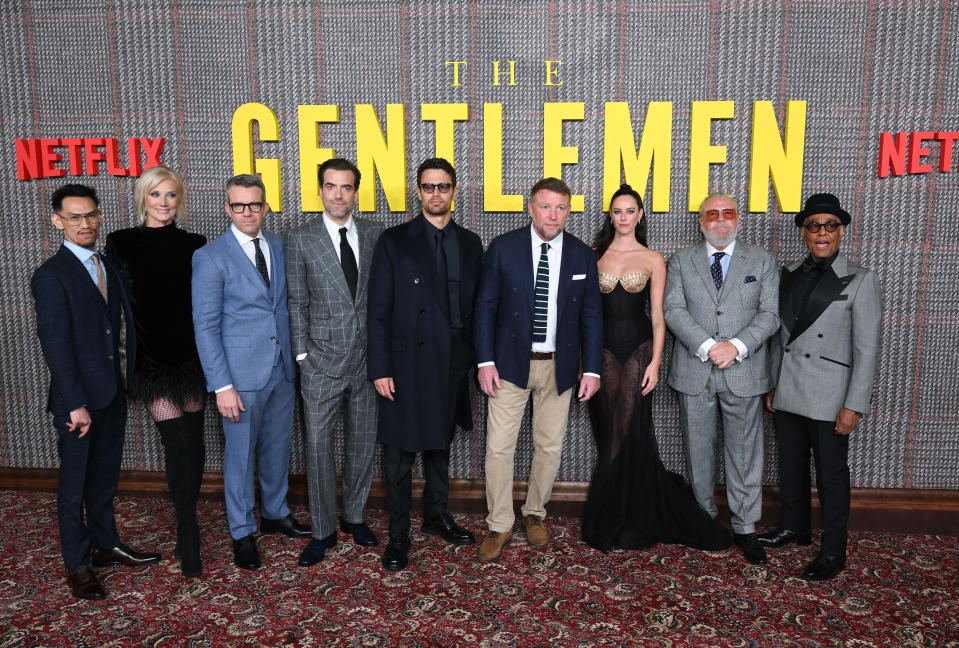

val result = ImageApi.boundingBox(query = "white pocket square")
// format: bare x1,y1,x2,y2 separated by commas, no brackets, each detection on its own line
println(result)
572,274,586,280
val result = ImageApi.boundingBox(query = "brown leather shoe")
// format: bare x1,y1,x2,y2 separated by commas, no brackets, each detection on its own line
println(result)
67,565,106,600
477,530,513,562
522,515,550,547
91,542,161,568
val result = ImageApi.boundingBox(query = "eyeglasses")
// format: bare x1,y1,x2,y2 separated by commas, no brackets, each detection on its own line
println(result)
57,210,101,226
419,183,453,194
802,220,842,233
228,202,264,214
702,208,737,221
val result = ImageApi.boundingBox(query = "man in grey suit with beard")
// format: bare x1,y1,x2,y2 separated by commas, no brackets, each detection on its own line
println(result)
761,193,881,581
664,192,779,565
286,158,385,566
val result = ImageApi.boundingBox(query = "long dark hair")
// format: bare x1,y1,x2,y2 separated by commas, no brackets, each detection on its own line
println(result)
592,184,646,258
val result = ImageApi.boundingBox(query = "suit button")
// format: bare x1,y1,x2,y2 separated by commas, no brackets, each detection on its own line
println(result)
414,278,421,284
105,329,111,335
417,340,424,347
512,287,517,292
572,297,577,302
785,348,790,353
271,336,276,341
716,311,721,316
817,333,823,338
513,312,518,317
511,334,516,339
419,308,425,315
108,355,114,360
804,353,810,358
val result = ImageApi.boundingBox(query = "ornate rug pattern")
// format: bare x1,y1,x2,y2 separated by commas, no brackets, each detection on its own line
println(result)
0,490,956,647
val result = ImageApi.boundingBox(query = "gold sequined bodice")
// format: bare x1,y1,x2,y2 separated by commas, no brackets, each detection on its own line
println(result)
598,272,650,294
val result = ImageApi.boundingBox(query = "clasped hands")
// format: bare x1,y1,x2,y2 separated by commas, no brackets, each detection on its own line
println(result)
707,340,738,370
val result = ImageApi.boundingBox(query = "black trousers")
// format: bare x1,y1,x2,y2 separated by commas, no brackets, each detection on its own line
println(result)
774,410,850,558
54,389,126,571
383,329,472,537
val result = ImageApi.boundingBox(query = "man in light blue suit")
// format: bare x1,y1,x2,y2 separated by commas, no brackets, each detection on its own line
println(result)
192,174,310,571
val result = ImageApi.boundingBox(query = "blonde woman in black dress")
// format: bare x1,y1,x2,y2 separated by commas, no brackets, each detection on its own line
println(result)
582,184,731,552
105,166,207,577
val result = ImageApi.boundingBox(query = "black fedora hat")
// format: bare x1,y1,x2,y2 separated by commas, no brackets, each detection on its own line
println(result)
795,193,851,227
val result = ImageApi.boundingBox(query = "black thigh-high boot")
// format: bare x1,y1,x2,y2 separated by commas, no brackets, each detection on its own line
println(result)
157,416,202,578
183,410,207,508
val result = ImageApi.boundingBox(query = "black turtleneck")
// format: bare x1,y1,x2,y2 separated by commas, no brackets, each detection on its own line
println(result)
790,251,839,321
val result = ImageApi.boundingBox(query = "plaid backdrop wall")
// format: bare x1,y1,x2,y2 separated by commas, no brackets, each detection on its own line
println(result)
2,1,957,490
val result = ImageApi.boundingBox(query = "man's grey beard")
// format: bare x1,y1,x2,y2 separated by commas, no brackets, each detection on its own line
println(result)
702,230,737,249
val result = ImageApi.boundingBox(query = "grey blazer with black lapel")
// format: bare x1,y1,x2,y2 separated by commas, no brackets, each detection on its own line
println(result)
769,254,881,421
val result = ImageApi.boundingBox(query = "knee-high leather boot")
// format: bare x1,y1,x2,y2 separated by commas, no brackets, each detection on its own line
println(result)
157,416,202,578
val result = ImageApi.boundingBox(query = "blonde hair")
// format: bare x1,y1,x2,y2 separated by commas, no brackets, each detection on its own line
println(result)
134,166,185,225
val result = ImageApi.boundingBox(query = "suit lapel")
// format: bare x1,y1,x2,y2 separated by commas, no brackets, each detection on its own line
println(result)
779,264,798,335
787,255,855,344
523,229,536,314
310,219,354,303
718,244,748,303
556,236,570,321
691,241,719,304
356,219,377,302
57,246,109,313
225,230,271,301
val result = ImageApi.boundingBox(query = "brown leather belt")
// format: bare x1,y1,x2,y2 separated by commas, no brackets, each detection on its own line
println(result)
530,352,554,360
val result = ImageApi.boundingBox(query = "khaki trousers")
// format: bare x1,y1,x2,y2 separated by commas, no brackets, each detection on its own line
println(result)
484,358,572,532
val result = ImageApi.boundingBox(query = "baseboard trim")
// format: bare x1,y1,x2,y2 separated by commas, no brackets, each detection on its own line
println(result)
2,467,956,536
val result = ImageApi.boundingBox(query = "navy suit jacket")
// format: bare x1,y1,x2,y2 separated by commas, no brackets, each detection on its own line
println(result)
473,226,602,394
192,229,295,393
32,244,136,415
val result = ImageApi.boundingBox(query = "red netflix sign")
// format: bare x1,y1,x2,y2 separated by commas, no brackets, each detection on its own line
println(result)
15,137,165,180
877,131,959,177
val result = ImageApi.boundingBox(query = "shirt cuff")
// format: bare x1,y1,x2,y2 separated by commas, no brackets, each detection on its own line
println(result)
477,361,495,368
730,337,748,361
214,384,234,393
582,372,600,379
296,353,307,362
696,338,717,362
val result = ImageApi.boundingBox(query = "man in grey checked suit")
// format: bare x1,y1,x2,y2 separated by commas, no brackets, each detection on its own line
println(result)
761,193,881,581
664,191,779,565
286,158,385,566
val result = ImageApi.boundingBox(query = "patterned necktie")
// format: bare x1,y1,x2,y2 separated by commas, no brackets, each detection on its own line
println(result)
710,251,725,292
91,253,108,303
252,237,270,288
340,227,358,300
533,242,549,342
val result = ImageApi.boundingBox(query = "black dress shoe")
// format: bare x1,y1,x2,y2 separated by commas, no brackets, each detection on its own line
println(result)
341,520,379,547
67,565,106,600
381,531,410,572
801,554,845,581
260,514,311,538
232,534,261,571
297,532,338,566
422,511,476,546
758,528,812,548
733,532,768,565
91,542,162,568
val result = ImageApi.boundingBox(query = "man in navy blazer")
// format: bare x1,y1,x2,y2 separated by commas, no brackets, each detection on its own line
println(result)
474,177,603,561
32,184,160,601
192,174,309,571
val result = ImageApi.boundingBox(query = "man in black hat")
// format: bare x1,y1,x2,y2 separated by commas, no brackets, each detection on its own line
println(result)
760,193,881,581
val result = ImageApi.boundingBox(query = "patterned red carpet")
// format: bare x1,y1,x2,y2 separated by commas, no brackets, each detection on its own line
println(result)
0,489,956,647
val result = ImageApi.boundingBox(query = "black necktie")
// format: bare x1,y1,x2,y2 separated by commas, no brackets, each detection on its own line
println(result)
340,227,358,300
252,237,270,288
435,229,450,313
710,251,725,292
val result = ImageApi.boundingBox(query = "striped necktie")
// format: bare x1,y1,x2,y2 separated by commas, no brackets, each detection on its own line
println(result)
533,242,549,342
